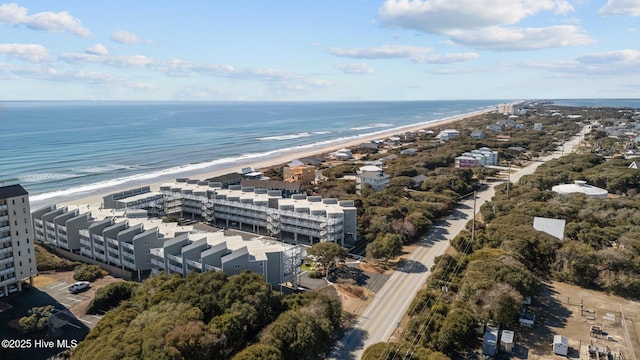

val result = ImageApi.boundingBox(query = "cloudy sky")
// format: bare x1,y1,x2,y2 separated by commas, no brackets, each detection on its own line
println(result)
1,0,639,101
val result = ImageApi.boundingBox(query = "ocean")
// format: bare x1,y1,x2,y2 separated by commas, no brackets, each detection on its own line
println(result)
2,99,636,208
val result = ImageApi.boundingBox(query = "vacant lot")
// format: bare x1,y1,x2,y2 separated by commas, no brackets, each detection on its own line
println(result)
518,281,640,359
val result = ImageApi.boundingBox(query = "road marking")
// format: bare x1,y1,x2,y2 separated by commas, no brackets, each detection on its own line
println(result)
66,322,81,329
59,302,72,307
66,297,83,303
50,282,68,289
90,315,102,319
79,319,92,325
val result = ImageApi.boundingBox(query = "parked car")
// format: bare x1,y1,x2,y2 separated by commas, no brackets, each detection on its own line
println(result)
68,281,90,294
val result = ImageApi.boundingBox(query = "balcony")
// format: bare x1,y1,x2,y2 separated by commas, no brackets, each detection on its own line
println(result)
0,277,16,287
0,226,10,233
150,248,164,257
122,259,136,270
80,248,92,257
0,266,16,276
0,205,7,211
150,258,165,269
34,218,42,226
167,263,183,274
203,264,222,272
0,236,11,243
0,256,14,265
166,253,182,263
0,246,13,255
0,215,8,222
107,247,120,257
106,237,119,246
121,249,134,260
79,238,91,248
46,229,56,237
184,258,202,270
121,242,134,251
94,252,106,261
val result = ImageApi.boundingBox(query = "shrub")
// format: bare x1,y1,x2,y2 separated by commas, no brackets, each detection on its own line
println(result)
18,305,55,334
35,244,79,271
73,264,105,282
87,281,139,314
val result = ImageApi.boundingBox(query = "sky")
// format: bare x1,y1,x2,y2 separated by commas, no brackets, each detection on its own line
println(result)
1,0,640,101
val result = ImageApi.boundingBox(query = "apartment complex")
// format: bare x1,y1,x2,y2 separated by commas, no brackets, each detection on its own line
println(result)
158,178,357,245
32,204,301,286
0,184,37,294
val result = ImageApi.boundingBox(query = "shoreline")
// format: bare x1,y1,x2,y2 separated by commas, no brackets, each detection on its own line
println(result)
30,108,493,210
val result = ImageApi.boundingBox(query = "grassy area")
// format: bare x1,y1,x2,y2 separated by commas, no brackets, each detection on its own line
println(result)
300,262,317,272
34,244,79,272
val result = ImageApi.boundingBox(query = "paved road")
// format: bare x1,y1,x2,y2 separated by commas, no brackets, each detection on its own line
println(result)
330,127,587,359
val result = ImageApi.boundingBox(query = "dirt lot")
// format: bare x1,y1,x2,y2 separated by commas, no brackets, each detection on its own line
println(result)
519,281,640,359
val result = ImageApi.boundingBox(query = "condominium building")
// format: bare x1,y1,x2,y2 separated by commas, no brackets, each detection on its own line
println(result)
158,178,357,245
32,203,301,286
150,231,301,288
0,184,37,294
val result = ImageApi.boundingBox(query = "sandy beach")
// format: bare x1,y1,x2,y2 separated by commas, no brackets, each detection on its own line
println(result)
33,108,492,210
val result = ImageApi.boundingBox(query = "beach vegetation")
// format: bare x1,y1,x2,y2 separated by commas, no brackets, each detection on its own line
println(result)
72,270,342,360
86,281,139,314
73,264,106,282
34,244,80,271
18,305,55,334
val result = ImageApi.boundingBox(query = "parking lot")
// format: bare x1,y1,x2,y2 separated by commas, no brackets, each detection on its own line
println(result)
38,279,103,329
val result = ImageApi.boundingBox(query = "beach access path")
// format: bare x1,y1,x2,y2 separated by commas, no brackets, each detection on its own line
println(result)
329,126,588,360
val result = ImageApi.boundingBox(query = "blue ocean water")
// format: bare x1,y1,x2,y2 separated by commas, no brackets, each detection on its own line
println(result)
15,99,633,207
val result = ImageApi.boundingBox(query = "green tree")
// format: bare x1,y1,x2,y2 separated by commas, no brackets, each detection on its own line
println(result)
307,242,348,277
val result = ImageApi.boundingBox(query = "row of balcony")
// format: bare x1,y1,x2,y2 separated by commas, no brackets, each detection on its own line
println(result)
0,246,13,255
0,256,14,265
0,277,17,287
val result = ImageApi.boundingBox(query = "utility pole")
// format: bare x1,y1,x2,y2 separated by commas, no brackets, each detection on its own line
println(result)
471,191,476,243
506,162,511,197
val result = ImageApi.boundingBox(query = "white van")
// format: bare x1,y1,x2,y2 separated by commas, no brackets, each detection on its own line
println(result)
68,281,90,294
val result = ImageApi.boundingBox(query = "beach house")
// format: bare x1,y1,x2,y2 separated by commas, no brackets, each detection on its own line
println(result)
0,184,37,295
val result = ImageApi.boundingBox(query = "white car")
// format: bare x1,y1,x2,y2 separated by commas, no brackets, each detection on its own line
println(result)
68,281,90,294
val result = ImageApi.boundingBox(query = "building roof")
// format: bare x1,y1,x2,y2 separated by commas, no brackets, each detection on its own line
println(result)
359,165,383,173
533,217,566,240
0,184,28,199
206,172,243,184
241,179,301,192
552,180,608,197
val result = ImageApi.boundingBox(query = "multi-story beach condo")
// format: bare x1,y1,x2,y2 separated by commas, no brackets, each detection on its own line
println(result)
32,204,302,286
158,178,357,245
0,184,37,294
150,231,300,289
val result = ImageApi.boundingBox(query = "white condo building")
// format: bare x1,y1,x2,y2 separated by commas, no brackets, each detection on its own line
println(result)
32,204,302,286
157,178,357,245
0,184,37,295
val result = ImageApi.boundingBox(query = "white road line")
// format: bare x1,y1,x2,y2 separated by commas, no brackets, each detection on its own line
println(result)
66,297,83,303
59,302,72,307
79,319,92,324
51,282,68,289
66,322,81,329
90,315,102,319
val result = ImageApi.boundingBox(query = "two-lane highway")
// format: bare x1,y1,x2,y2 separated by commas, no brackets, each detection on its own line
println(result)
330,127,587,359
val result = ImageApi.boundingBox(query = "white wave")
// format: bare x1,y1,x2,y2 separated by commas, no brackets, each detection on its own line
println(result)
257,132,311,141
72,164,141,174
313,131,331,135
350,123,393,130
19,173,81,183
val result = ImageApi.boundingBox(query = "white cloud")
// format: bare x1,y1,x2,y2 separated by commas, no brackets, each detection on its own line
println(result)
0,43,50,62
111,30,153,44
449,25,594,50
329,45,434,59
335,63,375,74
0,3,90,36
60,52,153,67
85,43,108,56
328,45,478,64
599,0,640,16
379,0,572,33
377,0,589,50
519,49,640,75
